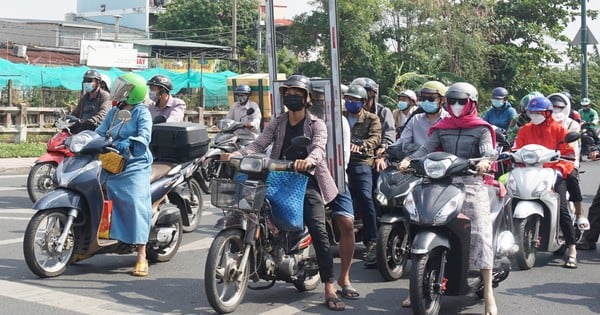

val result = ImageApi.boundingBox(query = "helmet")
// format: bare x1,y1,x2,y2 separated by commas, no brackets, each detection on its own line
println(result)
83,69,102,81
99,74,111,91
491,87,509,99
278,74,312,98
234,84,252,95
581,97,592,106
445,82,478,102
340,84,349,95
147,75,173,93
561,91,572,103
344,84,368,100
112,73,148,105
398,89,417,104
519,92,544,109
526,96,553,112
547,93,570,108
351,77,378,94
420,81,447,97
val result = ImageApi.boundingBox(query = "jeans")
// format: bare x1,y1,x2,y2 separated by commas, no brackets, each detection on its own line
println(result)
565,170,583,202
304,179,334,283
555,176,577,245
347,163,377,243
583,184,600,244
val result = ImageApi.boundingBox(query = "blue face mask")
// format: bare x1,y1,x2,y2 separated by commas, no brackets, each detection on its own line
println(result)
420,101,439,113
83,82,94,93
491,99,504,108
345,100,363,114
397,101,409,111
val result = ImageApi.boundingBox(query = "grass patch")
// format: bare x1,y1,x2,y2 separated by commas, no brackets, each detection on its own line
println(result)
0,142,46,158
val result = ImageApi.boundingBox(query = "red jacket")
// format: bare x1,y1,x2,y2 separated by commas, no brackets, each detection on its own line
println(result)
513,116,575,178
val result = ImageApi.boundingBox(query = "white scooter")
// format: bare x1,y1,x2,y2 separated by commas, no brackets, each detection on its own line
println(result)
505,132,579,270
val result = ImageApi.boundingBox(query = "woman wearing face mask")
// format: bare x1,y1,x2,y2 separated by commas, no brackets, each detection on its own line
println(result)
399,82,499,315
146,75,186,123
392,89,418,138
70,69,112,133
513,96,579,269
482,87,517,131
222,75,347,311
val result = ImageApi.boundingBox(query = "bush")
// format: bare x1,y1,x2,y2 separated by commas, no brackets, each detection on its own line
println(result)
0,143,46,158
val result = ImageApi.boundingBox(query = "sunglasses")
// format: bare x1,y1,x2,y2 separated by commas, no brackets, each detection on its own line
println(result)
419,95,439,102
83,79,94,83
446,98,468,105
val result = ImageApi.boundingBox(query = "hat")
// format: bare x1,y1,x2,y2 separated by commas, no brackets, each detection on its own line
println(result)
581,97,592,106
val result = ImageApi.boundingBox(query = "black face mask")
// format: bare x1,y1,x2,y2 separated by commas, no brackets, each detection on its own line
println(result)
283,95,305,112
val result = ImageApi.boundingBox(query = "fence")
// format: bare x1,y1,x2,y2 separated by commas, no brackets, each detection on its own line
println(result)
0,103,228,143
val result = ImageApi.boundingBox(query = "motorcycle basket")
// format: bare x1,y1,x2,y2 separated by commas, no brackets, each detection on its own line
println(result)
210,178,266,212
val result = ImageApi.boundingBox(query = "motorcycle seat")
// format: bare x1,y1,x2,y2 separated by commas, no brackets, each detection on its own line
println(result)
151,162,175,183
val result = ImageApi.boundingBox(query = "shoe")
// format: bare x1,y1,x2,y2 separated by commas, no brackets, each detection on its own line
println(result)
133,260,149,277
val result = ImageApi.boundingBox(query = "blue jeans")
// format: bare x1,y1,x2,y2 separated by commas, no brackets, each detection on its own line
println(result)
347,163,377,243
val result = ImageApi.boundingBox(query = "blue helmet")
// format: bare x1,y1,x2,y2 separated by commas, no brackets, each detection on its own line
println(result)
526,96,553,112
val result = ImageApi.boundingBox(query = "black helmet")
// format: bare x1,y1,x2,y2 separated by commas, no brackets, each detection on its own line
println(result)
491,87,509,99
234,84,251,95
83,69,102,82
279,74,312,98
147,75,173,93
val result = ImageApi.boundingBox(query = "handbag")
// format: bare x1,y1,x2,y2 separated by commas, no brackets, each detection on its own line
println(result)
98,110,125,174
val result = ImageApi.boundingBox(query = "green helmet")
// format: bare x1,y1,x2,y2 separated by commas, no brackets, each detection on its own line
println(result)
111,73,148,105
344,84,368,100
519,92,544,109
421,81,447,97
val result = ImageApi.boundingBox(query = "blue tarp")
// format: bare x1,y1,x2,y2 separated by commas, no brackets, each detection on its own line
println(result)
0,58,237,108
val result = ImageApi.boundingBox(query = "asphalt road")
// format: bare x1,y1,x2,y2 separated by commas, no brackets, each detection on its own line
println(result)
0,162,599,315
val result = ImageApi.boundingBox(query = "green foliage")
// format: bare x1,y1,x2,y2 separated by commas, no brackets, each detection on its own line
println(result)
0,142,46,158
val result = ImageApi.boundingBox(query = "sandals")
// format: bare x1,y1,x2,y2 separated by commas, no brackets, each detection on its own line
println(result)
576,217,590,231
336,285,360,300
133,260,149,277
325,295,346,311
563,256,577,269
401,296,411,308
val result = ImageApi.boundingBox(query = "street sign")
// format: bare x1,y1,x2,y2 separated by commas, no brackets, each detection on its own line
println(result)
572,26,598,45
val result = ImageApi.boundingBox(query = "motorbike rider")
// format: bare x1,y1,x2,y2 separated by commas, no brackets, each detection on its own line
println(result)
482,87,517,131
225,84,262,139
399,82,498,315
513,96,579,269
343,84,382,267
99,74,111,93
147,75,186,123
95,73,154,277
579,97,599,143
506,91,544,144
561,91,582,123
70,69,112,133
222,75,346,311
392,89,419,138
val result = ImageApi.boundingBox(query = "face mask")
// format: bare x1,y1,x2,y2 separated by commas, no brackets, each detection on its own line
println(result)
283,95,305,112
83,82,94,93
237,95,249,104
397,101,409,111
528,113,546,125
552,112,565,123
149,90,160,103
491,99,504,108
450,103,465,117
345,100,363,114
420,101,439,114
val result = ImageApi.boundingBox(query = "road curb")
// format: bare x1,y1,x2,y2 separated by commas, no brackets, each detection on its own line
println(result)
0,166,31,176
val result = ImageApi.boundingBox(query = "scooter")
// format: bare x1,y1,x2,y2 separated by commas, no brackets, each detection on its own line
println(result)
504,132,579,270
22,110,189,278
580,122,600,160
404,152,515,315
27,109,78,203
204,137,320,314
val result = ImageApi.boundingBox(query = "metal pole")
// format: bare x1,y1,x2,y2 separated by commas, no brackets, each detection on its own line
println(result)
257,5,262,72
265,0,278,116
232,0,238,60
114,15,122,41
581,0,588,98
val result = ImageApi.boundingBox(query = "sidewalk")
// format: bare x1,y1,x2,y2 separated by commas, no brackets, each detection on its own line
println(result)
0,157,37,175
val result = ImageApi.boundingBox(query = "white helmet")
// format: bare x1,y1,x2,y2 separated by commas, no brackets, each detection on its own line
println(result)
99,74,111,91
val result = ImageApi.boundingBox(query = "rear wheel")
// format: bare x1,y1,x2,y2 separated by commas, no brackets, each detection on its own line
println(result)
181,178,203,233
514,217,538,270
376,223,408,281
27,162,58,203
292,246,320,291
410,248,445,315
147,205,183,262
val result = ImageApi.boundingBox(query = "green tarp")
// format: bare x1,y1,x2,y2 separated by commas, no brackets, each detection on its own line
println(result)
0,58,237,108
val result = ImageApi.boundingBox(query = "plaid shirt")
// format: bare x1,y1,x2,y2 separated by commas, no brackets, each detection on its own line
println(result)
239,111,339,204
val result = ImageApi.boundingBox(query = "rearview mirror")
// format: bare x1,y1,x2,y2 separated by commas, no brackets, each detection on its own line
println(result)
153,115,167,124
246,108,255,116
291,136,311,148
118,110,132,123
564,131,580,144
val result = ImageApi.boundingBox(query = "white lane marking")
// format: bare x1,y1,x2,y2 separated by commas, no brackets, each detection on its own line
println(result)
0,174,28,179
0,216,29,221
0,208,35,214
260,304,305,315
0,186,26,191
0,279,165,315
0,238,22,246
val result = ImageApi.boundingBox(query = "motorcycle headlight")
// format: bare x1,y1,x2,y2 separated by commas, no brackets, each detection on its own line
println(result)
217,119,234,130
424,158,452,179
433,194,463,225
404,193,419,222
521,149,540,165
66,131,96,153
239,156,263,173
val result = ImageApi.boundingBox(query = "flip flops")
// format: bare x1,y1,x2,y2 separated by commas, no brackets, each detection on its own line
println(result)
133,260,149,277
325,296,346,311
336,285,360,300
563,256,577,269
576,217,590,231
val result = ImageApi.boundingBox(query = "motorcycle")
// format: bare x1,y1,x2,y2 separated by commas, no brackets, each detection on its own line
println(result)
198,108,258,193
404,152,516,315
504,132,579,270
373,143,421,281
204,137,320,314
23,110,191,278
27,109,78,203
580,122,600,159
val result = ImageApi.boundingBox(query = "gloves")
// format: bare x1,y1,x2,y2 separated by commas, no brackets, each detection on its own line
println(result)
113,139,131,155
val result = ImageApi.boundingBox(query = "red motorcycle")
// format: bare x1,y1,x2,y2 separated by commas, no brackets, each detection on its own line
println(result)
27,110,77,203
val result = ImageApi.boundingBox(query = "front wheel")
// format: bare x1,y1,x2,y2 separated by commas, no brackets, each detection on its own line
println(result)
23,209,76,278
410,248,445,315
514,217,539,270
181,178,203,233
205,229,249,314
27,162,58,203
376,223,408,281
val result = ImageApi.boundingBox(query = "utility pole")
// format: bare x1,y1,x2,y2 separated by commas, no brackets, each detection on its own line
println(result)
581,0,588,98
257,5,262,72
113,15,122,41
232,0,238,60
